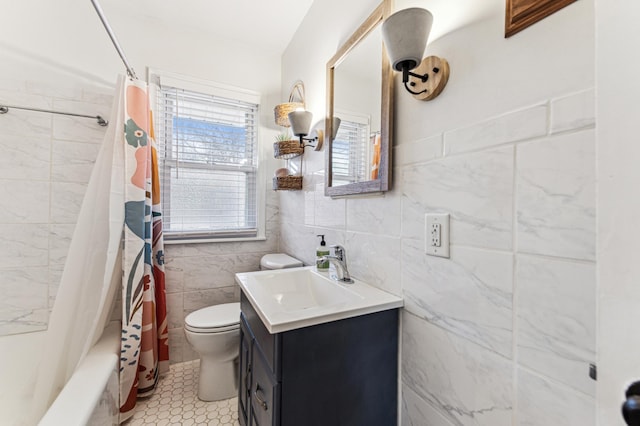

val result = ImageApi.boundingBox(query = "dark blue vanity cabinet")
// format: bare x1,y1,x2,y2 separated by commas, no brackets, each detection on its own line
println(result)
238,292,399,426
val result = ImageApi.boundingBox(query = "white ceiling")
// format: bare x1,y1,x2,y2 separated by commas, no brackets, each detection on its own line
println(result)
95,0,502,64
99,0,315,55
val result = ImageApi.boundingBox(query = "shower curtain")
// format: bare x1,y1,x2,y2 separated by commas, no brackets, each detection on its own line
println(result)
119,79,169,421
31,76,169,424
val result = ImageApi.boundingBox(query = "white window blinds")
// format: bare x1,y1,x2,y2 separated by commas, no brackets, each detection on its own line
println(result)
155,85,259,240
332,118,370,185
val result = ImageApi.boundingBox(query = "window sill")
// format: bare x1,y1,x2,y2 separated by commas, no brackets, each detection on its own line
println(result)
163,235,267,245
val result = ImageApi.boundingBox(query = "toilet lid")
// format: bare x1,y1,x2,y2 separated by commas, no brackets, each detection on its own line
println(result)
184,302,240,331
260,253,303,269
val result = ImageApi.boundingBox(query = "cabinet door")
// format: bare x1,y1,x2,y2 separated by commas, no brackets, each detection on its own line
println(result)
239,317,252,426
241,293,280,378
251,346,279,426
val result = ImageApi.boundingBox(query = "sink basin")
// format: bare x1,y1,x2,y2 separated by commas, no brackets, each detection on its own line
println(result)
235,266,403,333
240,267,363,312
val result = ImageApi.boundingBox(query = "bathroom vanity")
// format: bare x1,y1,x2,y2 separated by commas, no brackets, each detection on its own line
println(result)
238,293,399,426
235,267,403,426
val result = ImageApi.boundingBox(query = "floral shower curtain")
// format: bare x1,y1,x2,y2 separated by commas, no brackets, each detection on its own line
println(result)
119,79,170,421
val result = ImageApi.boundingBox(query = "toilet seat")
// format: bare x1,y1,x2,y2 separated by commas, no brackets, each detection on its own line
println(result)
185,323,239,333
185,302,240,334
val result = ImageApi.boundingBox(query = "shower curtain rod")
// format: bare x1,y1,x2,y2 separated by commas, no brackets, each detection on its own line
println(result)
90,0,138,80
0,104,108,126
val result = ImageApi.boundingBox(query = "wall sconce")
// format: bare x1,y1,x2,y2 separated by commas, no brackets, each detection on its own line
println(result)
381,8,450,101
288,110,324,151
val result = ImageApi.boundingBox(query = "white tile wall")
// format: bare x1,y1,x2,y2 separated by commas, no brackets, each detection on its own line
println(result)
394,134,443,167
279,87,597,425
0,224,49,268
402,312,513,426
0,267,49,335
0,75,111,335
444,104,547,155
0,135,51,180
550,89,595,135
516,130,596,261
345,232,402,296
517,368,595,426
50,182,88,224
401,384,454,426
517,254,596,396
403,241,514,357
51,140,102,182
402,147,515,250
346,190,402,236
0,181,50,223
313,182,346,228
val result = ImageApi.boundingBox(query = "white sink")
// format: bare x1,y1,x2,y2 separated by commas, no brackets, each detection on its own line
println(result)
241,267,363,312
235,266,404,333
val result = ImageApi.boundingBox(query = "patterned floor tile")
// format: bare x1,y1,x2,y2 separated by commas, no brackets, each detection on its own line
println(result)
123,360,240,426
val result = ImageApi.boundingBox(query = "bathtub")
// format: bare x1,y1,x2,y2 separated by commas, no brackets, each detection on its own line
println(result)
0,322,120,426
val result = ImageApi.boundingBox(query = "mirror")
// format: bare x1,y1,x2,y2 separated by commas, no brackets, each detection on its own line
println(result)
326,0,393,197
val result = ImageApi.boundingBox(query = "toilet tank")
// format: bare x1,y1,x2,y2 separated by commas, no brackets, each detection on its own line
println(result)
260,253,303,270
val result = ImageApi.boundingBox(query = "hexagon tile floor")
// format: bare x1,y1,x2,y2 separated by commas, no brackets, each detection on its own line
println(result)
124,360,240,426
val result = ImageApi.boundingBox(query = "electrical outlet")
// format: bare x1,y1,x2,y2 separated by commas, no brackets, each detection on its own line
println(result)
430,223,441,247
425,213,450,258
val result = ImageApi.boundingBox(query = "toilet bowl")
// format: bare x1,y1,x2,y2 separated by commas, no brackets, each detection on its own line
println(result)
184,303,241,401
184,253,302,401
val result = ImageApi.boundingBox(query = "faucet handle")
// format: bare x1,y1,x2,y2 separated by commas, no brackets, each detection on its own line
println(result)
330,245,346,261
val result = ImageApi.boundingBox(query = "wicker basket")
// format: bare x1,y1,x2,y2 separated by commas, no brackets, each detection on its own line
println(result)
274,103,303,127
273,176,303,191
274,81,305,127
273,140,303,159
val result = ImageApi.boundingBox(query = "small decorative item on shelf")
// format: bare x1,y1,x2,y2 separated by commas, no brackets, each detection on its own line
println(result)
275,167,289,177
274,81,305,127
273,132,303,159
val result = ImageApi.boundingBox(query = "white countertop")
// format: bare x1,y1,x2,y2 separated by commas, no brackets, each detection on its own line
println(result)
235,266,404,334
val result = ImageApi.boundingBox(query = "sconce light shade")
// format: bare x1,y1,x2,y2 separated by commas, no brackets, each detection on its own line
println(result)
288,110,313,137
381,8,449,101
382,8,433,72
332,117,341,139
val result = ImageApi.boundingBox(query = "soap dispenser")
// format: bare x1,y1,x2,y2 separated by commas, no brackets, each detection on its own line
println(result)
316,235,330,272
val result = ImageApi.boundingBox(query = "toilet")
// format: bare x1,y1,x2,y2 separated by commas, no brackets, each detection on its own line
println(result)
184,253,303,401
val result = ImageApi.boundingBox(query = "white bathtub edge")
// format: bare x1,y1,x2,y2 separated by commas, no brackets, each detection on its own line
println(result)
38,322,120,426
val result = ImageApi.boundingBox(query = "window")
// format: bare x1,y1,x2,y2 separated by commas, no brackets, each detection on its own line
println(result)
332,113,370,186
153,76,261,241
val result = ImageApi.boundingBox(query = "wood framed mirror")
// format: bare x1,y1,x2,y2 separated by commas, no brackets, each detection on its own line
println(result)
325,0,393,197
505,0,577,37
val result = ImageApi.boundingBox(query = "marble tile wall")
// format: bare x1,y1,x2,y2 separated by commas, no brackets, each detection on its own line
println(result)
0,79,111,337
279,88,597,425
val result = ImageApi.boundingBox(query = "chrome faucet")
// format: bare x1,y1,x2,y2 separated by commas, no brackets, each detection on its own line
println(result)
321,245,354,284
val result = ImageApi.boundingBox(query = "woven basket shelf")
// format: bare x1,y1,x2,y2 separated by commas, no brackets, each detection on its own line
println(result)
273,140,303,159
273,176,303,191
274,102,304,127
274,81,306,127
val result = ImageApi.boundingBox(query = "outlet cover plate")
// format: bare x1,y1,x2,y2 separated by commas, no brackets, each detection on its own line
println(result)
425,213,450,258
